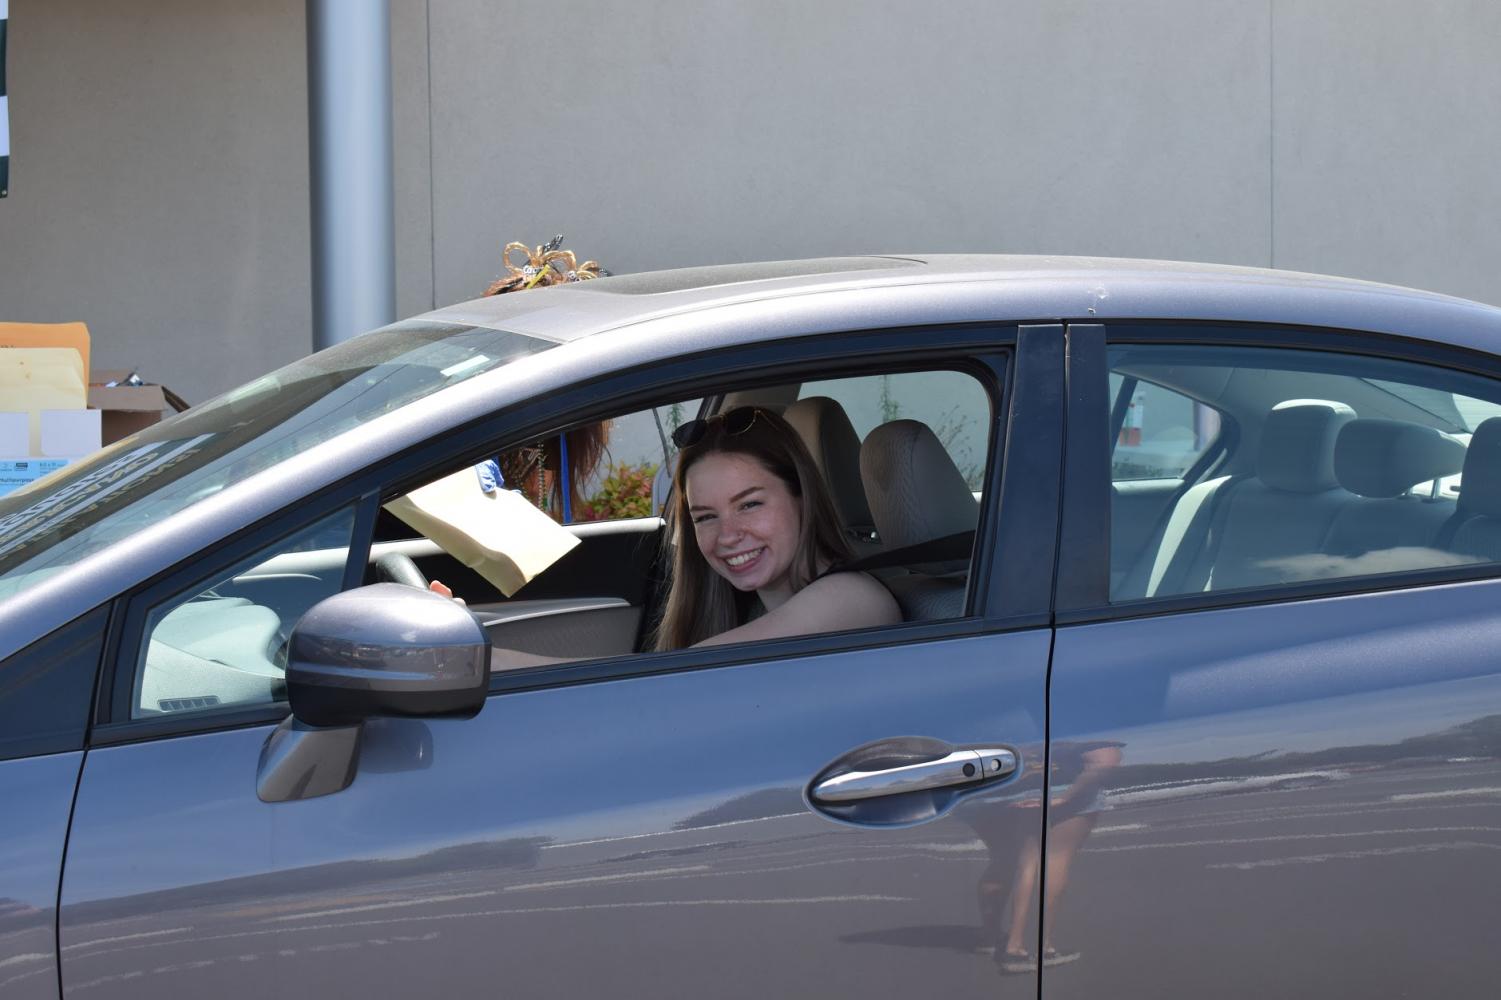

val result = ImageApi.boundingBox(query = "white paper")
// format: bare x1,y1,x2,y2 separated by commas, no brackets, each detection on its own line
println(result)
0,411,27,455
40,408,102,457
0,347,88,454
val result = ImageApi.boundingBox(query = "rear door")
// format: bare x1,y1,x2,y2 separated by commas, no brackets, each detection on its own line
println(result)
57,324,1065,999
1045,322,1501,999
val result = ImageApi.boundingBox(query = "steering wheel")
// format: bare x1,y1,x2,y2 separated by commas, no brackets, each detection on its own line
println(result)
374,552,430,590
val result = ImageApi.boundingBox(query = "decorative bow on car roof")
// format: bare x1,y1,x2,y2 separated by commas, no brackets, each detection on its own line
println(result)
484,235,610,296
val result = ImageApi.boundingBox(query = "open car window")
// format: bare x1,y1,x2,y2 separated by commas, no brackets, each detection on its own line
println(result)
123,357,1002,722
380,365,998,671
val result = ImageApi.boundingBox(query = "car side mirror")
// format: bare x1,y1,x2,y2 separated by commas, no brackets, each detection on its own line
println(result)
286,582,491,726
257,583,490,803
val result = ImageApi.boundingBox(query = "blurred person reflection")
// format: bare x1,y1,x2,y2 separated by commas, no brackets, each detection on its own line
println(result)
977,739,1123,973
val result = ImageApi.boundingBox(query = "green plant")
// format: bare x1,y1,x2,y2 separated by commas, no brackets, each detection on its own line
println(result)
930,404,985,489
878,375,901,423
576,461,659,521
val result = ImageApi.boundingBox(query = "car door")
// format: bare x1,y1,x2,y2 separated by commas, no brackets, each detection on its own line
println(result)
56,324,1065,999
0,607,105,1000
1045,322,1501,998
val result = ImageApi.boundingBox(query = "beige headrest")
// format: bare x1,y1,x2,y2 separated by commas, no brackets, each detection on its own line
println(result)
783,396,875,535
860,419,979,549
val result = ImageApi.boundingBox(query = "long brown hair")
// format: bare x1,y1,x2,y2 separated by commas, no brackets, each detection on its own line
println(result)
496,424,610,520
652,407,853,651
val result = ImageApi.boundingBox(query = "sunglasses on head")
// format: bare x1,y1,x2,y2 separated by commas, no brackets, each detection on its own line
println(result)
670,407,764,449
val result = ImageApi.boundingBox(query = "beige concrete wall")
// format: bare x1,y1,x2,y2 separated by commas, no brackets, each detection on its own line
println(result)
0,0,312,405
1271,0,1501,301
428,0,1275,305
1,1,1498,404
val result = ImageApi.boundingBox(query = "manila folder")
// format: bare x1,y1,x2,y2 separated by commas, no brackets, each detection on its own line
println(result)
384,468,580,597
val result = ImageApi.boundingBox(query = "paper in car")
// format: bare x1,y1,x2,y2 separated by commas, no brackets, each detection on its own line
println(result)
0,347,89,455
384,468,580,597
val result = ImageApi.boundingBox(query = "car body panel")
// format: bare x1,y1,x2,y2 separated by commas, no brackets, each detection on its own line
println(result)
0,752,83,1000
60,631,1049,999
1046,578,1501,998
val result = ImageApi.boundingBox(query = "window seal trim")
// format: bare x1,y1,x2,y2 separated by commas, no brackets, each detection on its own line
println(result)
1057,561,1501,626
343,492,380,592
1055,324,1109,611
487,612,1051,695
1105,319,1501,378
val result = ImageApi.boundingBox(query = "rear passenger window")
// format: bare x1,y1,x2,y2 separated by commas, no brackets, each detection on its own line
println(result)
1108,343,1501,602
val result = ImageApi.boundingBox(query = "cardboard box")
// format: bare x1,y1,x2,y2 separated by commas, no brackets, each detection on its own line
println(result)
89,369,173,445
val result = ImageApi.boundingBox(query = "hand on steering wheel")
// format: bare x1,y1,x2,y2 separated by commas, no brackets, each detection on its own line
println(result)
374,553,463,603
374,552,429,590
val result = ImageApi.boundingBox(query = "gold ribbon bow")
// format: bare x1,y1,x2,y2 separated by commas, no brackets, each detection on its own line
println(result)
484,235,607,296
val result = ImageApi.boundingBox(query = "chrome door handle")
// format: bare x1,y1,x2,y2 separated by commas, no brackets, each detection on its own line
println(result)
811,748,1017,803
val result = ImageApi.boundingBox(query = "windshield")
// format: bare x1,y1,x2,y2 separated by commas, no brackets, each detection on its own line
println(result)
0,319,557,584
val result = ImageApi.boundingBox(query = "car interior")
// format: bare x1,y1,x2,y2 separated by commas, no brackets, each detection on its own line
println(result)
1108,345,1501,603
377,368,994,663
133,366,995,717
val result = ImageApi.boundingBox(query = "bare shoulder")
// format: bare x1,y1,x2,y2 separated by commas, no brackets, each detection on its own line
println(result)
795,571,902,626
692,571,902,648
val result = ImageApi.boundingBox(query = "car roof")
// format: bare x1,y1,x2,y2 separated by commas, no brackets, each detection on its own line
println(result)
422,254,1501,354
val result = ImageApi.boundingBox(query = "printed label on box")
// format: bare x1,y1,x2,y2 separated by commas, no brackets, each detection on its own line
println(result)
0,458,71,497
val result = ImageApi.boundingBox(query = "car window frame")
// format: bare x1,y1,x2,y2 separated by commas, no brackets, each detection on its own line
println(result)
91,322,1063,744
0,604,112,761
92,493,378,744
378,325,1054,696
1055,319,1501,626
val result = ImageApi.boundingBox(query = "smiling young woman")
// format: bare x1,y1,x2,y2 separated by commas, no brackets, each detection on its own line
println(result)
652,407,900,651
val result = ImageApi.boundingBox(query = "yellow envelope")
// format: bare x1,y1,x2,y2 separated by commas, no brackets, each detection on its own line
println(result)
385,467,580,597
0,322,91,383
0,347,89,455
